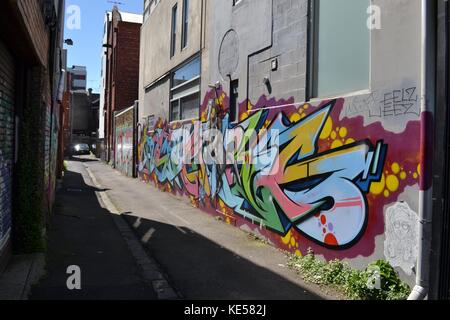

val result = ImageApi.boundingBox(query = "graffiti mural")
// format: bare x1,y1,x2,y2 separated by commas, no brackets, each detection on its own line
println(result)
44,103,59,213
0,83,14,252
138,90,421,259
115,107,135,177
0,150,12,251
214,101,387,248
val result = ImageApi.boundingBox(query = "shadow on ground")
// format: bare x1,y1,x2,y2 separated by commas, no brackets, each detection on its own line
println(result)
31,161,322,300
122,213,323,300
68,155,100,163
29,166,157,300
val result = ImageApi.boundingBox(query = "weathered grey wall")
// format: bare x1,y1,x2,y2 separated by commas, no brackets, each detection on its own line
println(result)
137,0,424,288
208,0,273,106
142,78,170,121
202,0,423,287
138,0,206,122
248,0,308,104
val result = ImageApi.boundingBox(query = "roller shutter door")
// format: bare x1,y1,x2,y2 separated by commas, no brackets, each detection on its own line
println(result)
0,40,15,253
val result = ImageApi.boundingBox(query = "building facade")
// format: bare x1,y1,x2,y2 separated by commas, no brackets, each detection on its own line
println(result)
138,0,208,123
70,89,99,147
61,70,72,155
68,65,87,91
0,0,65,269
98,11,112,161
103,7,142,164
135,0,442,295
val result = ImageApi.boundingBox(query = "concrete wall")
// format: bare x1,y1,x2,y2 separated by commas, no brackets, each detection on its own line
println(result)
142,78,171,121
98,12,111,141
137,0,425,286
139,0,206,122
140,0,203,87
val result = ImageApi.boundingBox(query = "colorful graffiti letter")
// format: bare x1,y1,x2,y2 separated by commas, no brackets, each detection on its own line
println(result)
138,99,388,250
219,101,387,249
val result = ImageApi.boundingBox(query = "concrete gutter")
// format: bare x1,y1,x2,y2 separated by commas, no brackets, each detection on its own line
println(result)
0,254,45,300
84,164,179,300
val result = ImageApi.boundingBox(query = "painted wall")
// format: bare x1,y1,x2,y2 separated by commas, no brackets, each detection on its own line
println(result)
0,40,15,254
138,0,207,122
137,0,425,285
42,99,61,218
99,12,111,141
140,0,204,87
115,107,135,177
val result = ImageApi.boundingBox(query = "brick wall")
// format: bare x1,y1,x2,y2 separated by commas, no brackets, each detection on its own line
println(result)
61,91,71,153
15,0,49,66
115,21,141,111
104,10,142,162
13,66,47,252
0,0,63,255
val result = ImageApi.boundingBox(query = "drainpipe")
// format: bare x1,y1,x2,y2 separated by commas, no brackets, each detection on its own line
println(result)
408,0,436,300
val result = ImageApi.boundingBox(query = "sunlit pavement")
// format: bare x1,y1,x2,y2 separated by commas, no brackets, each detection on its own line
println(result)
79,156,337,300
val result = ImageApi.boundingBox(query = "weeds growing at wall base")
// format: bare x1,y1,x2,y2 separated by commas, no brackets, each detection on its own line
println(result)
287,249,411,300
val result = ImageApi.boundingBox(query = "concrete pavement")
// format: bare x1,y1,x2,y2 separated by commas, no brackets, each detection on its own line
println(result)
84,156,336,300
0,254,45,300
29,158,159,300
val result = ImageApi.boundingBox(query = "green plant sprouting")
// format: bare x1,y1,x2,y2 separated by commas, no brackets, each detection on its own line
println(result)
286,248,411,300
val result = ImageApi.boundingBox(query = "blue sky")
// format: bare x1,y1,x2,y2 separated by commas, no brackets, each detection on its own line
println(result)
64,0,143,92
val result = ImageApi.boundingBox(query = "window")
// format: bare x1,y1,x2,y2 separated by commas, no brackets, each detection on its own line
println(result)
170,4,177,58
181,0,189,49
172,57,200,87
230,80,239,122
170,57,201,121
311,0,370,98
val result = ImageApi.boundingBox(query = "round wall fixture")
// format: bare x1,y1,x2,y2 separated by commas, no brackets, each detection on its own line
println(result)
218,29,239,80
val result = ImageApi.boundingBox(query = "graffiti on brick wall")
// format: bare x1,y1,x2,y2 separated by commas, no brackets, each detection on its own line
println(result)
138,90,421,259
0,88,14,250
45,105,59,211
115,108,134,177
0,150,12,250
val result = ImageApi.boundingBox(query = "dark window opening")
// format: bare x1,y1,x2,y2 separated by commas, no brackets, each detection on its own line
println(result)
230,79,239,122
181,0,189,49
170,4,177,57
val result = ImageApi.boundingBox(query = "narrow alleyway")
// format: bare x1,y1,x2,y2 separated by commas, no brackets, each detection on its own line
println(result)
80,156,329,300
29,159,157,300
29,156,330,300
